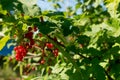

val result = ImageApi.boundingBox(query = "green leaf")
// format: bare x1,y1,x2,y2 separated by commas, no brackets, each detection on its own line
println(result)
105,0,120,18
53,3,61,9
22,4,41,16
65,68,89,80
0,35,10,50
110,64,120,79
86,48,101,57
75,2,82,10
3,16,16,22
76,35,90,47
27,18,39,23
0,5,7,15
18,0,41,16
60,18,73,36
89,65,106,80
0,0,18,11
37,21,57,34
44,11,64,17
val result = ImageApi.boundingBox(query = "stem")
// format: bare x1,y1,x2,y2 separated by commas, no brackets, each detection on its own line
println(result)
24,52,41,59
24,55,41,59
48,35,88,59
20,63,23,76
47,35,65,48
78,53,88,59
105,70,113,80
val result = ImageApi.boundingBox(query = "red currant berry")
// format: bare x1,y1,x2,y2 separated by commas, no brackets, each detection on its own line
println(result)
14,45,27,61
21,13,24,17
18,45,23,49
38,33,42,37
26,64,30,68
18,48,23,52
53,37,57,41
28,27,32,32
13,34,17,38
14,46,18,51
9,57,13,61
25,43,32,49
15,49,20,54
16,54,23,61
46,43,54,49
30,39,34,45
33,26,38,32
24,32,33,39
24,72,29,75
53,48,59,57
40,59,45,64
79,44,83,48
32,67,35,71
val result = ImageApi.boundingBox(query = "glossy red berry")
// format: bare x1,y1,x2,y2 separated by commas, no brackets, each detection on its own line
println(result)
25,43,32,49
46,43,54,49
33,26,38,32
21,13,24,17
14,46,18,51
30,39,34,45
24,32,33,39
13,34,17,38
53,37,57,41
16,53,23,61
14,45,27,61
9,57,13,61
38,33,42,37
53,48,59,57
32,67,35,71
26,64,31,68
40,59,45,64
28,27,32,32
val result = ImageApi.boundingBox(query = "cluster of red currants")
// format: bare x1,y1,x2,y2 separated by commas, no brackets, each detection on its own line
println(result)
14,26,38,61
39,42,59,65
14,24,59,63
46,42,59,57
12,16,61,75
24,26,38,48
14,45,27,61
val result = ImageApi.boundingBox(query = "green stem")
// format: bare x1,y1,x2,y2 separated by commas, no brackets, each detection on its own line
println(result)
19,62,23,76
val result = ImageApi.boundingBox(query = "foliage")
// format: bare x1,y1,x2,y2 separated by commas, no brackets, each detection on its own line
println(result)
0,0,120,80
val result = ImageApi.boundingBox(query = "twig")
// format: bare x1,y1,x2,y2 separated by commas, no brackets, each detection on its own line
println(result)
47,35,65,48
105,70,113,80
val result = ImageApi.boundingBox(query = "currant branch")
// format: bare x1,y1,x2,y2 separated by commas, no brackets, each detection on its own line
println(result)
105,69,113,80
47,35,65,48
45,34,85,80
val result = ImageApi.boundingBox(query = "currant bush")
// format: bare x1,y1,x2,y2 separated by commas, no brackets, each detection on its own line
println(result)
13,24,59,65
